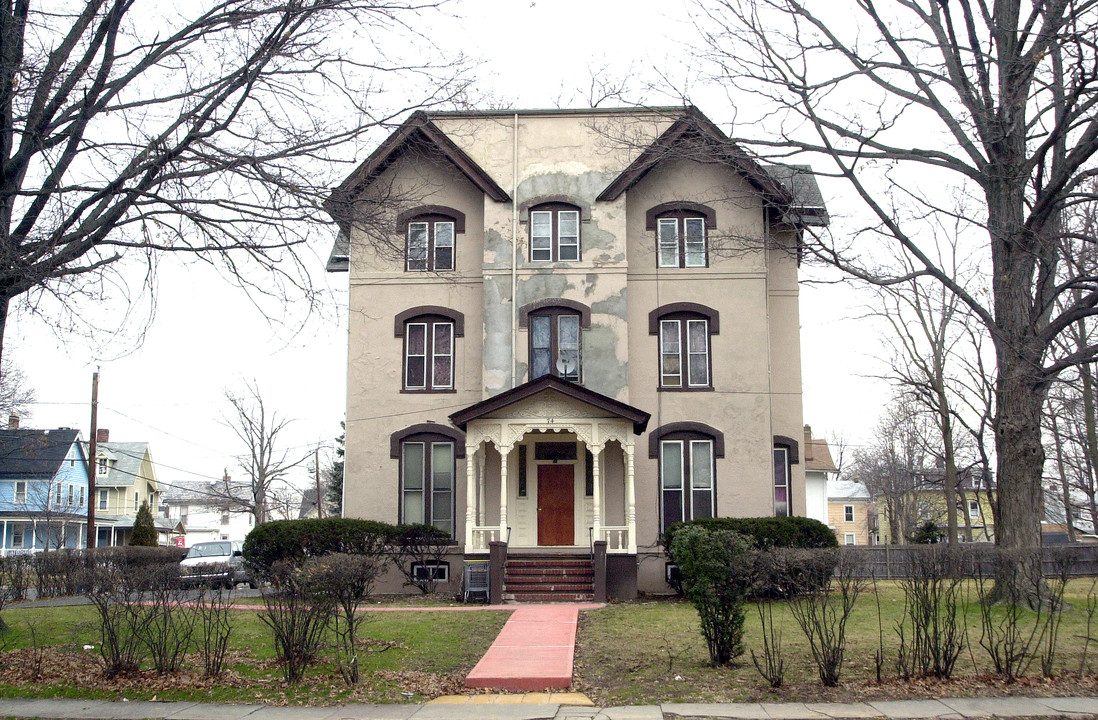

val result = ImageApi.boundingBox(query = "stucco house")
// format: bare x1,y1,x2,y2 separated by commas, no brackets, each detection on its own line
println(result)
326,106,827,598
0,424,89,555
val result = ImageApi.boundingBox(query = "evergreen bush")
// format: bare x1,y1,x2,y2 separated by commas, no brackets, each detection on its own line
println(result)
242,517,394,579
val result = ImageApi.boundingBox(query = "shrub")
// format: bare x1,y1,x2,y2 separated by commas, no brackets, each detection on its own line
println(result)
258,560,334,683
664,516,839,553
669,524,753,666
130,501,159,547
388,524,455,594
307,553,385,684
242,518,395,579
788,548,864,687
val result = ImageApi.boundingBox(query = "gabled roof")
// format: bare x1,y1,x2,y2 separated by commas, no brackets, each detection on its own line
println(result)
828,479,871,501
0,428,82,479
449,375,650,435
85,442,154,488
325,110,511,237
597,106,793,205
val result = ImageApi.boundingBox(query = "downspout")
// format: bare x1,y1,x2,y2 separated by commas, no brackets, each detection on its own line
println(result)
511,113,519,388
764,209,778,514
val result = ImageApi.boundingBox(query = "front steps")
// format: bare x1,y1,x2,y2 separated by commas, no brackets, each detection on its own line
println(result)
503,555,594,602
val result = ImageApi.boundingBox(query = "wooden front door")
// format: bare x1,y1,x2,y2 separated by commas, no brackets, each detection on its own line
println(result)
537,464,575,546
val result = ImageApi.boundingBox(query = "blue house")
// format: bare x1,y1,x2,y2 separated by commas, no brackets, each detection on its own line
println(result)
0,426,90,554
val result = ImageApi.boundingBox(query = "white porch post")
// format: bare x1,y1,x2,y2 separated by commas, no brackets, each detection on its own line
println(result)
625,443,637,554
477,451,487,526
591,443,604,544
464,443,477,550
499,444,511,541
1,519,6,556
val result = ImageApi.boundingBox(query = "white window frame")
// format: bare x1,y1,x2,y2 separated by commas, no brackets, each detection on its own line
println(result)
659,438,715,533
12,526,24,548
844,505,854,522
14,481,26,504
845,532,856,546
406,219,456,272
400,440,455,536
67,484,75,507
968,499,980,519
657,215,707,268
55,483,62,507
530,209,580,262
411,562,450,582
78,486,85,507
404,320,454,391
432,323,454,390
774,447,790,517
98,488,108,511
97,457,108,476
134,491,139,512
659,318,710,388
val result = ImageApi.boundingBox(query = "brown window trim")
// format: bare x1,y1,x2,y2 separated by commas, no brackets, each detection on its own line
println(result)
404,213,458,272
399,312,459,393
657,429,719,533
650,304,719,391
393,429,460,537
526,306,583,383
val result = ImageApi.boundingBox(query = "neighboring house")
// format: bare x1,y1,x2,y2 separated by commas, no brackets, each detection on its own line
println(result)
804,425,837,527
298,488,321,519
1041,521,1098,545
161,475,256,546
0,423,89,555
876,469,996,544
827,479,873,546
326,106,827,597
84,430,178,546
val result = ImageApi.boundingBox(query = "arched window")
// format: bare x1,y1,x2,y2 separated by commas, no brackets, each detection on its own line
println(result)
650,422,725,533
647,202,716,268
399,206,465,272
519,299,591,382
395,307,464,392
529,202,581,262
391,424,464,537
649,303,719,390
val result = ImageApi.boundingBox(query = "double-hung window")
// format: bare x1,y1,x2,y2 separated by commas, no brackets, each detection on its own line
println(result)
98,489,108,511
13,481,26,504
530,310,581,382
660,438,715,533
844,505,854,522
406,215,456,272
401,439,454,536
660,318,710,388
530,204,581,261
67,485,75,507
774,447,790,517
405,320,454,391
657,214,707,268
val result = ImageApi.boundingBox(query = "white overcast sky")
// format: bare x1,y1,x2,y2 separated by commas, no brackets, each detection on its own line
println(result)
10,0,889,499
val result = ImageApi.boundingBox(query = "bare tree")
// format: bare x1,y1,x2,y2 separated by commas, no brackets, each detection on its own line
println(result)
223,382,309,525
693,0,1098,604
0,354,35,426
0,1,470,365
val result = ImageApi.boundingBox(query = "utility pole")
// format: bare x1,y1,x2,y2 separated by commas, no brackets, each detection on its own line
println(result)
314,446,323,519
87,370,99,549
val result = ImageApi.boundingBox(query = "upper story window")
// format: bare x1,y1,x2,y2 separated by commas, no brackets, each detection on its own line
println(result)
649,423,725,534
398,206,465,273
520,300,590,383
99,488,108,511
647,202,716,268
649,303,719,391
97,457,108,476
395,307,465,392
529,203,581,262
134,491,140,512
844,505,854,522
14,481,26,504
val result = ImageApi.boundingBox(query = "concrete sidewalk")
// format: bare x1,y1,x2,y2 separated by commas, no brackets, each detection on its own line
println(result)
2,695,1098,720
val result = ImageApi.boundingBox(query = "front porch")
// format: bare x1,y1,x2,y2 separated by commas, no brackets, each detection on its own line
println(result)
448,375,650,599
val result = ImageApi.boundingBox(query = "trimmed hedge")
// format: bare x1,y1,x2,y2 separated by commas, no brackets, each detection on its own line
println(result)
663,516,839,554
243,518,395,579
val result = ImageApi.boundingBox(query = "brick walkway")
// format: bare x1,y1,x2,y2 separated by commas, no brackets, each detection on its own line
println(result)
464,604,601,691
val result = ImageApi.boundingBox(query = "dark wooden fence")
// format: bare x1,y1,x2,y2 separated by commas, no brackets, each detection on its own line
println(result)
841,544,1098,579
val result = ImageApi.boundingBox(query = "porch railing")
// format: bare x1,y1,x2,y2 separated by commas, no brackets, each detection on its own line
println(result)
596,526,630,552
469,526,503,552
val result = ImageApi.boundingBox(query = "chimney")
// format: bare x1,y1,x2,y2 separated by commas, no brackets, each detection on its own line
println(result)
803,424,814,462
96,428,109,443
7,413,18,429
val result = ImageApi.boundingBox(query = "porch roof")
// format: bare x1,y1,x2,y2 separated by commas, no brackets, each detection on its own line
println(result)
449,375,650,435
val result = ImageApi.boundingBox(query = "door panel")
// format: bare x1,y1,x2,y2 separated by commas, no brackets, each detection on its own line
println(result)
537,465,575,546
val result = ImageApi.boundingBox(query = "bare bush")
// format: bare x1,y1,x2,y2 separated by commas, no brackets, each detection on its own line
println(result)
195,587,235,678
133,565,195,675
974,548,1056,682
258,561,334,683
895,545,967,680
749,551,786,687
789,550,864,687
0,555,30,603
308,553,385,685
389,525,453,594
85,566,145,676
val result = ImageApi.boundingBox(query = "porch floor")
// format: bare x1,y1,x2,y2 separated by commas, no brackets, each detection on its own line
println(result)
464,604,593,691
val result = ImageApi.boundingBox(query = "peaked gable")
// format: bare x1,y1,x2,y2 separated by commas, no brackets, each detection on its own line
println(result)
325,111,511,237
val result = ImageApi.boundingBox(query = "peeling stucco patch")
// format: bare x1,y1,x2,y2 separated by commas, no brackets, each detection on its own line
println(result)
483,277,513,390
516,272,572,306
583,323,628,399
591,288,628,320
484,228,509,268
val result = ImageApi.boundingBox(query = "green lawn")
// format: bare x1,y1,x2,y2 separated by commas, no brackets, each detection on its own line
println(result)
0,604,510,705
574,579,1098,705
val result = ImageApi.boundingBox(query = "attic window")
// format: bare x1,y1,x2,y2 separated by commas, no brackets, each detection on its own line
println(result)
97,458,108,476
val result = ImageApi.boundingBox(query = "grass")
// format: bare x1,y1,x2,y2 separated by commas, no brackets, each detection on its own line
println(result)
574,579,1098,706
0,603,509,705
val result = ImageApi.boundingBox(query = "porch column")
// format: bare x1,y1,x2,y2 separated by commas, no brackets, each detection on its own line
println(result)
464,443,477,550
477,451,487,527
1,519,6,556
625,443,637,554
590,443,604,544
499,443,512,541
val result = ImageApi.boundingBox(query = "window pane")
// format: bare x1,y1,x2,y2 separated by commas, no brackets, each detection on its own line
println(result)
432,444,453,490
403,444,424,490
774,448,789,517
404,491,424,524
658,218,679,267
661,441,683,489
558,314,580,380
691,441,713,489
434,222,454,270
687,319,709,386
531,211,552,260
660,320,681,386
408,222,428,270
692,489,713,520
406,324,426,388
531,315,551,379
432,323,453,388
684,218,706,267
559,211,579,260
